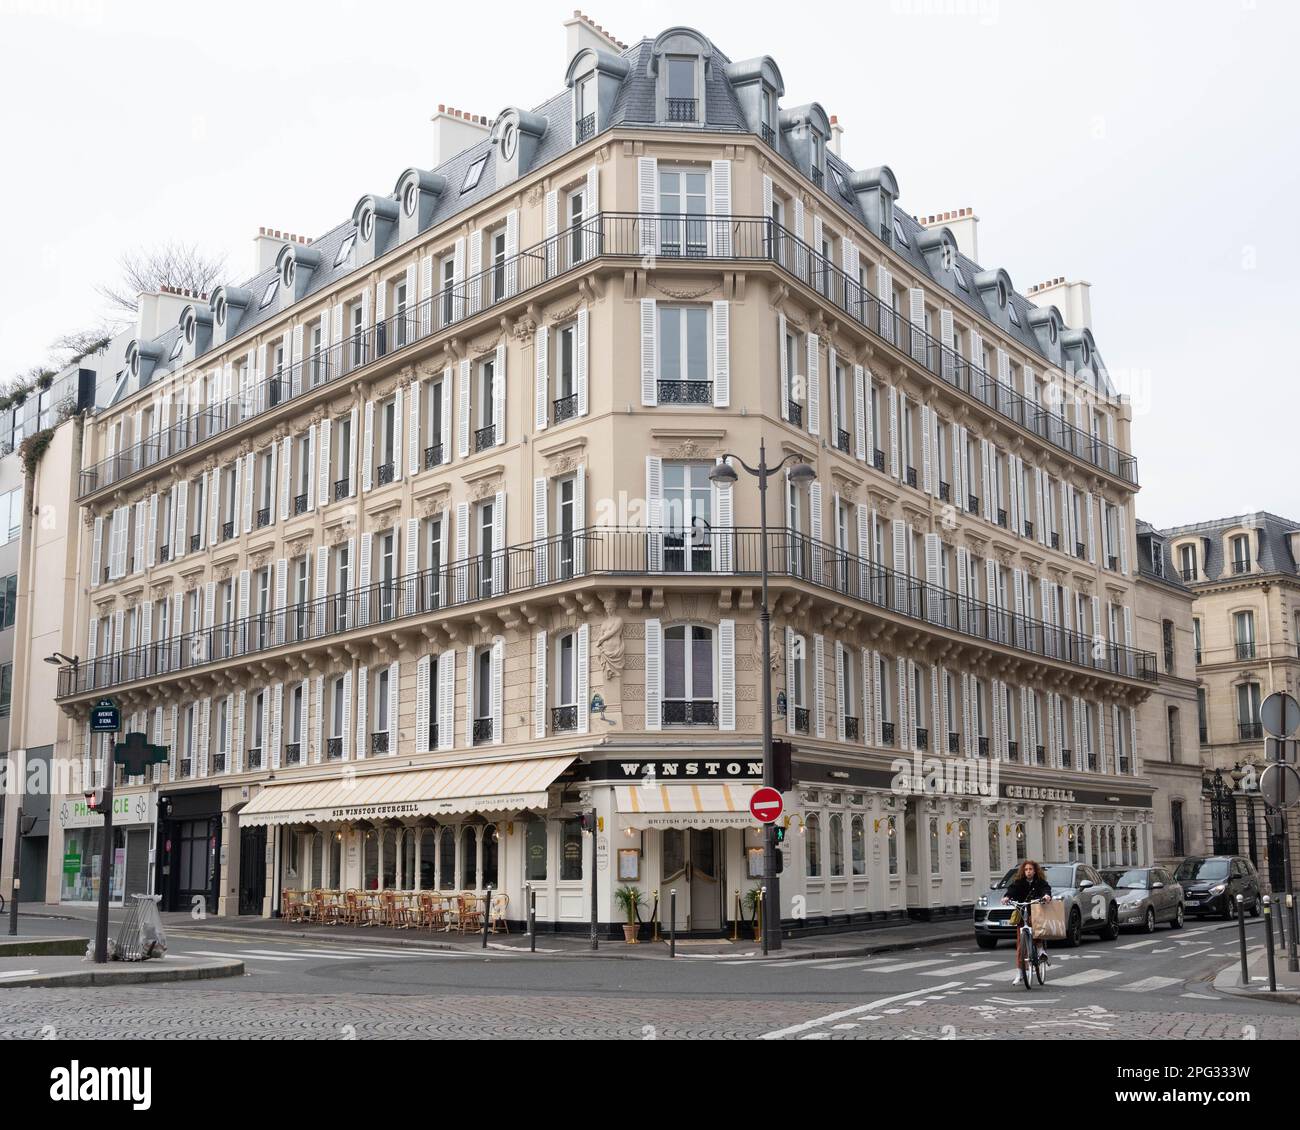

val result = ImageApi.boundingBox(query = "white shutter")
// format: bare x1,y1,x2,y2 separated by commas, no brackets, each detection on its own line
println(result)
806,332,820,436
357,532,373,627
544,190,559,276
711,159,732,255
573,464,586,574
809,481,823,584
921,405,933,494
778,312,789,421
533,631,547,738
640,299,658,406
454,502,469,602
576,306,589,417
713,457,733,573
637,156,658,256
583,166,599,260
504,208,519,297
341,670,352,760
466,231,482,316
493,342,506,447
712,300,729,407
274,558,287,646
492,490,506,594
834,641,846,741
146,494,158,568
355,666,369,760
853,365,866,461
718,619,735,731
457,360,471,457
348,405,359,496
576,623,590,735
437,650,455,750
1118,507,1129,574
132,502,145,574
440,370,452,461
407,380,421,477
388,661,399,746
317,418,331,509
90,515,103,586
897,658,910,752
980,439,992,520
404,518,419,615
646,455,663,572
208,469,220,546
813,634,826,738
909,287,926,362
416,654,432,752
534,325,549,431
533,476,549,584
856,504,870,595
279,438,291,521
888,386,899,478
862,647,874,746
314,546,328,635
786,627,797,737
645,618,662,731
361,402,374,491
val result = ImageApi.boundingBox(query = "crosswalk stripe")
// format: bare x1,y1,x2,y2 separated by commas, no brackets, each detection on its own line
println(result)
1050,968,1121,987
1117,975,1182,993
185,950,297,962
919,960,1000,977
869,958,953,973
0,970,40,979
810,959,876,970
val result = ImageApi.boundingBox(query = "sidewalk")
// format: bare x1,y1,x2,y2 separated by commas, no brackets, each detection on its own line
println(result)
0,952,243,989
1214,945,1300,1005
23,904,971,960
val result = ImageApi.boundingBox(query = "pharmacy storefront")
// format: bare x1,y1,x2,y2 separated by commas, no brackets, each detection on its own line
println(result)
57,788,157,906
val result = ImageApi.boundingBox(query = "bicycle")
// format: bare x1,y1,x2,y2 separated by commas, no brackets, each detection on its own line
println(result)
1006,897,1051,989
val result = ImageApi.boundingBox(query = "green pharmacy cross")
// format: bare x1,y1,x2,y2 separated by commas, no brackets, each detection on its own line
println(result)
113,731,168,778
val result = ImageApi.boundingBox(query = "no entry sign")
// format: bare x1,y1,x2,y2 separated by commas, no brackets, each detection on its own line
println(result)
750,787,784,824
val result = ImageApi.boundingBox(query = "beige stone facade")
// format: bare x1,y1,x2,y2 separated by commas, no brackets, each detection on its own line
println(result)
45,23,1162,932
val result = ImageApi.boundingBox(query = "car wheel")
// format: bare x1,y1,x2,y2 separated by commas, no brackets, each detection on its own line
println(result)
1142,907,1155,934
1101,904,1120,941
975,936,998,950
1170,903,1184,929
1066,909,1082,947
1250,895,1262,918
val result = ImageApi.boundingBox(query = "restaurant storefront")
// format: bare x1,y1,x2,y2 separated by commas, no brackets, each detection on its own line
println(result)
57,788,156,907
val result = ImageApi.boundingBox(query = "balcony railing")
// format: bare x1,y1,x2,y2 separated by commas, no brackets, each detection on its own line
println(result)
326,736,343,760
474,424,496,453
1034,745,1046,766
554,393,579,423
835,428,850,454
57,524,1158,698
472,718,493,744
657,379,712,404
221,520,234,541
787,400,803,427
1239,721,1263,741
212,752,226,773
844,715,859,740
294,493,308,515
1231,560,1250,574
663,700,718,726
247,747,262,770
178,757,191,779
915,727,928,751
1181,567,1198,582
1236,641,1256,660
948,731,960,754
881,721,895,746
1008,740,1018,761
575,113,595,144
666,97,696,122
1060,747,1072,770
793,707,809,734
905,466,918,488
968,495,979,515
939,481,950,503
284,742,301,765
333,478,349,501
424,444,444,471
376,462,395,487
80,213,1138,506
978,736,989,757
552,704,579,732
257,507,271,529
370,730,389,755
1024,520,1034,539
760,122,775,146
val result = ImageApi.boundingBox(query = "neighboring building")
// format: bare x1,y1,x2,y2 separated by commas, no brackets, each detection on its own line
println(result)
1133,521,1203,862
47,16,1158,933
1160,512,1300,891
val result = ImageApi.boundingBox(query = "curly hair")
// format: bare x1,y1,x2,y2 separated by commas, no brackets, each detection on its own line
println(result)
1012,859,1045,883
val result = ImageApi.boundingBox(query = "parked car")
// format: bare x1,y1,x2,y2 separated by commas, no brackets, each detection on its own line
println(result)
1101,866,1184,932
973,862,1118,948
1174,855,1262,918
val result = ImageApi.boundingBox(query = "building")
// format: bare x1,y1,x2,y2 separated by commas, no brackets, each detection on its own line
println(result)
47,15,1159,934
1133,521,1203,861
1158,512,1300,890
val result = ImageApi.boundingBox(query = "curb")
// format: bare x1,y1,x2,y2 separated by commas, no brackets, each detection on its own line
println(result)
0,959,244,989
766,930,971,962
1211,956,1300,1005
0,938,90,957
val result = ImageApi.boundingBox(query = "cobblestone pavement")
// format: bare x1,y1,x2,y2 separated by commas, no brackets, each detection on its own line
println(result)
2,987,1298,1039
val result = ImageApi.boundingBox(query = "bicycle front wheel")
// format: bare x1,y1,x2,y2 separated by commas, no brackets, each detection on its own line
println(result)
1020,930,1034,990
1034,951,1047,986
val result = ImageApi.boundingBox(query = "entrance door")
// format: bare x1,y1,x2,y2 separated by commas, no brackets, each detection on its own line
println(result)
239,825,267,915
659,828,723,933
173,818,216,914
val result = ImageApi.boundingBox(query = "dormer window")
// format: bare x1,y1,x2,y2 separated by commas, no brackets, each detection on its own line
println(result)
280,256,296,289
667,56,697,121
214,296,227,326
402,181,418,217
334,233,356,267
360,208,375,242
461,154,488,194
954,266,969,291
499,121,517,161
1080,339,1091,364
1049,320,1058,344
183,313,196,345
575,72,596,142
259,279,278,310
169,337,184,361
760,88,778,145
995,280,1008,309
1008,303,1021,327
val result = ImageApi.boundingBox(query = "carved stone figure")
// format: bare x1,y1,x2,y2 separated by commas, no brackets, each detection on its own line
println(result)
595,612,625,680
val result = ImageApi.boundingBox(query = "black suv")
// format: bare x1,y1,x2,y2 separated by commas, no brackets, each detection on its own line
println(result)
1174,855,1262,918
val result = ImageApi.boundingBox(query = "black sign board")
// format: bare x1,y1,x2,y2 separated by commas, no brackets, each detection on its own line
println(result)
89,698,120,733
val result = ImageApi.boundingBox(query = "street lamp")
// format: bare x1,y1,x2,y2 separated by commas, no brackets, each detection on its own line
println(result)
710,439,815,954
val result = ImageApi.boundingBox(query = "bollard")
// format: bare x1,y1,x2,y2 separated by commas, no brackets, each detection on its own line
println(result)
1236,894,1250,987
528,886,536,954
1264,896,1278,992
1277,890,1287,949
669,889,677,958
760,885,768,957
731,891,740,942
482,886,492,949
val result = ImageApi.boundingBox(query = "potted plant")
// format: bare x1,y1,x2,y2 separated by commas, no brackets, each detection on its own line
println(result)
614,885,646,943
744,885,765,941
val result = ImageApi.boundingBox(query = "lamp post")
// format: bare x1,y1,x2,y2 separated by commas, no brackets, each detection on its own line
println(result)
711,440,815,954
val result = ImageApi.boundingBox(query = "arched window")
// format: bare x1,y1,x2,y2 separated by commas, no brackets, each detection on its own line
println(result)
958,819,971,874
828,813,844,877
929,818,940,875
482,825,499,890
988,821,1001,873
804,813,821,878
438,826,456,890
461,825,478,889
850,816,865,876
363,829,379,891
381,829,398,890
886,816,898,876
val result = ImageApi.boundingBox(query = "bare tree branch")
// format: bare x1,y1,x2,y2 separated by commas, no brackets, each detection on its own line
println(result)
97,240,228,316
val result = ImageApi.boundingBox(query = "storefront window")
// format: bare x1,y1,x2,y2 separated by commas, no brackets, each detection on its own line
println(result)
929,818,940,875
363,831,379,890
382,830,398,889
326,834,341,888
958,819,971,874
828,814,844,877
988,821,1000,873
1015,822,1025,860
482,825,499,890
560,818,584,881
419,829,437,889
804,813,821,878
438,826,456,889
59,827,126,903
850,816,865,876
311,833,324,887
403,832,416,890
461,826,478,889
887,816,898,876
525,817,548,882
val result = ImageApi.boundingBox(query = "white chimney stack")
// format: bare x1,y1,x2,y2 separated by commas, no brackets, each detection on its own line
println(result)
136,288,194,341
830,115,844,157
431,104,492,168
251,226,311,276
1026,276,1093,331
564,9,626,62
918,207,979,262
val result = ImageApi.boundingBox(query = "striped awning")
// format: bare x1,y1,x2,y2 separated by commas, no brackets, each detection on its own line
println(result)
239,755,576,827
614,783,757,830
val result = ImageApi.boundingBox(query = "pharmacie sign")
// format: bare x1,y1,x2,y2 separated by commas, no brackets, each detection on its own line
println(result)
59,791,153,829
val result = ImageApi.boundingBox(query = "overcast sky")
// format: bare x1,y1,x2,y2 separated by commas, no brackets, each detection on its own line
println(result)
3,0,1296,528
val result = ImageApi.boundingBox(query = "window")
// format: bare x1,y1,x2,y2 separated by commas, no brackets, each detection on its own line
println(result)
958,819,971,873
490,229,508,303
1230,534,1251,573
556,475,578,578
663,624,715,725
0,662,11,717
1238,682,1262,735
475,648,493,733
666,56,696,120
929,819,940,875
0,573,16,630
567,187,587,266
850,815,865,876
658,168,707,256
886,815,898,875
259,279,278,309
828,813,845,877
525,816,548,882
657,306,709,401
461,154,488,193
475,355,497,448
476,498,495,597
1234,611,1256,659
574,73,596,140
662,462,712,572
1178,543,1197,581
555,632,578,716
560,817,584,881
988,821,1000,873
805,812,821,878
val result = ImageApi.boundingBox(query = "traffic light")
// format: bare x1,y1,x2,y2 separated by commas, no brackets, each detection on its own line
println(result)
772,740,793,792
774,823,786,845
84,790,101,813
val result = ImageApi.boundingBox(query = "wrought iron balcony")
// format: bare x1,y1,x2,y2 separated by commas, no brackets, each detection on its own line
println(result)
881,721,895,746
844,715,859,740
294,493,308,515
760,122,775,146
333,478,349,501
1050,532,1061,550
1239,721,1263,740
1087,751,1098,771
1035,745,1046,766
424,444,444,470
948,731,960,754
1075,541,1086,558
222,520,234,541
474,424,496,453
189,533,200,553
178,757,191,778
968,495,979,515
257,506,271,529
666,97,696,122
326,736,343,760
285,742,301,765
939,481,950,503
873,449,885,472
212,752,226,773
1024,520,1034,539
58,525,1159,700
915,727,928,751
787,400,803,427
377,462,395,486
575,113,595,144
658,379,712,404
998,509,1008,529
552,704,579,732
1231,560,1250,574
247,747,262,770
663,699,718,726
793,706,810,734
370,730,389,755
810,166,824,189
1236,641,1256,660
978,736,989,757
1108,555,1119,571
160,544,170,563
906,466,918,488
554,393,579,423
1181,567,1198,582
1008,740,1018,760
1061,747,1073,769
836,428,851,454
473,717,493,744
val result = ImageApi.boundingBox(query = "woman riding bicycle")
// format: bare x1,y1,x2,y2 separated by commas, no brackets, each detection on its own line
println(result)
1002,859,1052,985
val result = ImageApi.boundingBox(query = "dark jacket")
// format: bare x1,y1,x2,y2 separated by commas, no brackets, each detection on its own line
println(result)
1004,874,1052,903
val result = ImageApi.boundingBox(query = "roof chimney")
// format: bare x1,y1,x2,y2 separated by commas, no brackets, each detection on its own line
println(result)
564,9,626,62
135,288,193,342
918,207,979,262
829,115,844,157
1027,276,1093,331
251,226,307,276
431,105,492,168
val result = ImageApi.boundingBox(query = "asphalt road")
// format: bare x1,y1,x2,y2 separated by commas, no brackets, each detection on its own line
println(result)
2,916,1298,1039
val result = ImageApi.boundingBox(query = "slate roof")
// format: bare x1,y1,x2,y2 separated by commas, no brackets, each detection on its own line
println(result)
117,23,1117,407
1135,518,1188,592
1157,512,1300,582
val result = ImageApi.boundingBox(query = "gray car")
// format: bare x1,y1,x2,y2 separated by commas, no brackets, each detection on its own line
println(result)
973,862,1119,948
1101,866,1185,932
